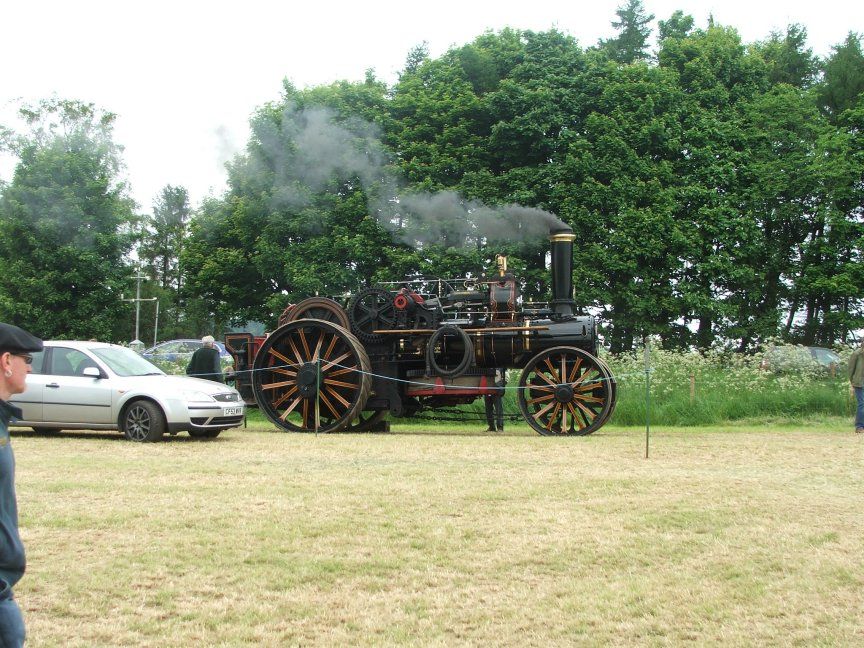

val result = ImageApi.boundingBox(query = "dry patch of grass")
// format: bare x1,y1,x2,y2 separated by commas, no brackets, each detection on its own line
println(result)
13,420,864,646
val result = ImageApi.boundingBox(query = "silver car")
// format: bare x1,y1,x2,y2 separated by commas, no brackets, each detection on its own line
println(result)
9,341,245,442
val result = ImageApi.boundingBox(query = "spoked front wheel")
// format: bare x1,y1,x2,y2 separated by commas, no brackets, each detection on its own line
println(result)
517,346,615,436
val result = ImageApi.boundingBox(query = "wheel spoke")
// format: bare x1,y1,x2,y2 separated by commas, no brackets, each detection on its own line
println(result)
324,351,353,369
287,337,304,365
572,399,597,421
311,331,325,361
322,335,339,361
279,394,303,420
533,371,557,387
532,401,556,422
573,393,605,404
261,379,296,391
527,393,555,405
319,391,341,418
575,382,599,392
546,403,562,432
567,357,583,383
323,378,359,390
301,400,310,428
298,329,312,359
543,357,561,383
572,368,599,388
325,387,351,409
267,347,295,369
567,402,587,429
327,365,358,378
272,385,299,409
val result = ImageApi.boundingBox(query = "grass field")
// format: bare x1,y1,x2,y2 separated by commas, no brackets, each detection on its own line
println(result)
13,417,864,646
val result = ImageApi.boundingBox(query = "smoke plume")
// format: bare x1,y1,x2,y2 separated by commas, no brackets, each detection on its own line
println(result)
250,103,567,247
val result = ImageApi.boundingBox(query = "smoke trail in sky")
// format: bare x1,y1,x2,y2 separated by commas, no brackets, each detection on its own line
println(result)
249,103,566,247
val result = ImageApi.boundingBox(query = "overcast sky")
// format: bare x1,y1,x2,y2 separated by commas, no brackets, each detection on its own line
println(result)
1,0,861,211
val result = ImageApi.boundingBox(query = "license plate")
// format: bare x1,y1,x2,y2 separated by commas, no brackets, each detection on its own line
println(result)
223,407,242,416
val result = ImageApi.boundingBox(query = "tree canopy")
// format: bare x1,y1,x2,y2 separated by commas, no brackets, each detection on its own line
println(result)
0,99,136,340
2,9,862,351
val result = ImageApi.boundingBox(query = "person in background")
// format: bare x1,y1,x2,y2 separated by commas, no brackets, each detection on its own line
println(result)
849,338,864,434
0,322,44,647
186,335,224,383
484,368,506,432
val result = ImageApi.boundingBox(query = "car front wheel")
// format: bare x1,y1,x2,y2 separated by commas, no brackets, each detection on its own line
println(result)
122,400,165,442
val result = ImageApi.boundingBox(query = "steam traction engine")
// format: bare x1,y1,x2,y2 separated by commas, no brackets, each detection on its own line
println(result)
227,227,617,435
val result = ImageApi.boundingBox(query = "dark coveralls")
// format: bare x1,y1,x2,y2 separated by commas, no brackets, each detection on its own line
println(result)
484,370,506,432
0,400,26,647
186,347,224,383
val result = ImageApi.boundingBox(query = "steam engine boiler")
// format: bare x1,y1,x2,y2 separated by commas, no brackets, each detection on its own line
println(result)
227,227,617,435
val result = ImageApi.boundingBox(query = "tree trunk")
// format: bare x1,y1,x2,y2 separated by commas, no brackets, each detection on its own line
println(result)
696,315,713,350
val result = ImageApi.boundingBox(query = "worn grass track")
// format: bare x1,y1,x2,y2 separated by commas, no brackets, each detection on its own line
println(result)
12,419,864,646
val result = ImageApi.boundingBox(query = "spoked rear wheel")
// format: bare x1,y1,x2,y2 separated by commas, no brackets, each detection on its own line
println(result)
517,346,614,436
284,297,350,329
252,319,371,432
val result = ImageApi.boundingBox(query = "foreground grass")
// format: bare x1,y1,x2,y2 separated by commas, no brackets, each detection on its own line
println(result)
14,419,864,646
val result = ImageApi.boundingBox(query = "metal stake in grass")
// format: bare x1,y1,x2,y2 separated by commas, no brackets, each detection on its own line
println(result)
644,336,651,459
315,358,321,436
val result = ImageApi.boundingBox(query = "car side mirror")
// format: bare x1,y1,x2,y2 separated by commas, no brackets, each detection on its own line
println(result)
82,366,103,379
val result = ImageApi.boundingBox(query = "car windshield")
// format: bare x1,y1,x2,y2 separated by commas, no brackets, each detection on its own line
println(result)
811,348,840,365
91,347,166,377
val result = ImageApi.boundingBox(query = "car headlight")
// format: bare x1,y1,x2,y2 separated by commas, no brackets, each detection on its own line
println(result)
182,390,217,402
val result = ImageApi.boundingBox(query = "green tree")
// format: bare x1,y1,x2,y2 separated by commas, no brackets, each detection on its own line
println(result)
789,102,864,343
657,10,694,42
816,32,864,119
751,24,818,89
0,98,136,340
140,184,190,291
600,0,655,64
657,24,770,350
400,42,429,78
559,61,689,351
137,184,193,338
729,87,830,349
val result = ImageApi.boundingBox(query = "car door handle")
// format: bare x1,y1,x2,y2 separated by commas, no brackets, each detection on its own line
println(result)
46,383,60,388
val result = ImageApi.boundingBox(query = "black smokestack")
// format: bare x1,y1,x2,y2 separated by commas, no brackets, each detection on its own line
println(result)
549,226,576,317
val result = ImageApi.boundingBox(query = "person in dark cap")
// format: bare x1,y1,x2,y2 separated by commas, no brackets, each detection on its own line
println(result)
0,322,43,647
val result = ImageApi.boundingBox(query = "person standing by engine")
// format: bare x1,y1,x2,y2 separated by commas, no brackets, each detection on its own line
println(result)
0,322,43,647
484,368,506,432
186,335,224,383
849,339,864,433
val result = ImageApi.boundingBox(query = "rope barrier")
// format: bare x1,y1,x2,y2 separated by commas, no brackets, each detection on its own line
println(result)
189,357,630,390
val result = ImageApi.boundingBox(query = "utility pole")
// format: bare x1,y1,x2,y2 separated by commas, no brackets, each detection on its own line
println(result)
121,269,154,350
153,299,160,347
